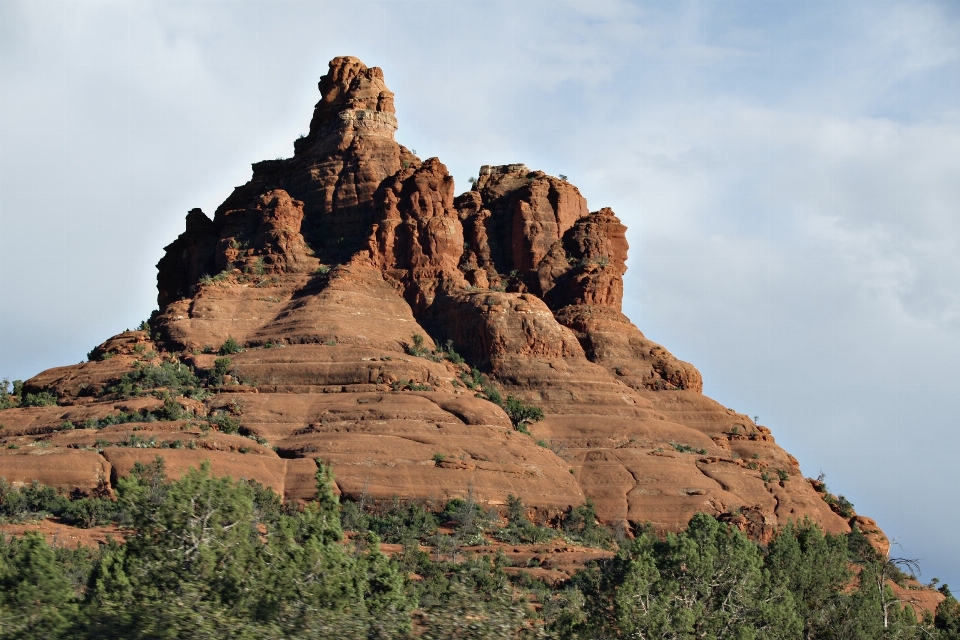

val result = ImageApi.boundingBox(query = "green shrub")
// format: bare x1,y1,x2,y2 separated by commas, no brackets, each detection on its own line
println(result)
0,378,18,409
836,495,855,518
219,336,243,355
20,391,57,407
105,360,204,399
210,409,241,434
503,395,543,430
670,441,707,455
343,498,439,547
441,340,465,364
251,257,266,276
61,497,119,528
391,379,430,392
81,402,192,429
408,333,429,358
441,494,493,541
154,396,188,421
210,357,233,386
459,367,484,390
562,499,612,549
115,434,158,449
407,333,466,365
494,495,556,545
0,479,68,521
936,594,960,637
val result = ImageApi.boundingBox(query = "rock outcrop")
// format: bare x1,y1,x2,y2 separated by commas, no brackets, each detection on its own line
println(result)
0,56,880,548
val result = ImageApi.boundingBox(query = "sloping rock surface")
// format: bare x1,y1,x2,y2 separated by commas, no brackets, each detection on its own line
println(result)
1,56,875,546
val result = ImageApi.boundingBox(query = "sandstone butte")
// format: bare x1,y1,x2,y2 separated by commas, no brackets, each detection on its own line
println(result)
0,56,888,554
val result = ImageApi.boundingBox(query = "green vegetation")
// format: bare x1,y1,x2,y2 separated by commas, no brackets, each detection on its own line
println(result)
104,360,206,400
199,269,234,286
814,475,857,518
562,499,615,549
0,478,116,527
209,356,234,387
0,379,57,408
0,459,410,638
408,333,429,357
0,462,954,638
208,408,241,434
94,354,245,398
835,494,856,518
454,370,544,433
78,400,191,429
406,333,465,364
19,391,57,408
251,256,266,276
0,380,15,410
494,495,556,545
458,367,485,391
390,379,431,392
671,441,708,455
218,336,244,355
440,339,465,364
340,498,439,548
503,395,544,432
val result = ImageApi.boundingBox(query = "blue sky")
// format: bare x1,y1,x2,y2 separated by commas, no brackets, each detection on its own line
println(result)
2,0,959,587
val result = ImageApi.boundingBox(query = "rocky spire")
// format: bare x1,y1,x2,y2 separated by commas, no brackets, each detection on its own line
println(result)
156,57,414,305
301,55,398,152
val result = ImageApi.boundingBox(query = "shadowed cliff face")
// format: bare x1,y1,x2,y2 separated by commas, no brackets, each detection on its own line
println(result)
1,56,883,551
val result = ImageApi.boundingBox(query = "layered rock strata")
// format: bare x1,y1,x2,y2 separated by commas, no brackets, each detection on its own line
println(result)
1,56,876,545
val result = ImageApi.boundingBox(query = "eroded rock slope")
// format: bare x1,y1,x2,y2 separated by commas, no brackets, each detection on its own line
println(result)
0,56,883,547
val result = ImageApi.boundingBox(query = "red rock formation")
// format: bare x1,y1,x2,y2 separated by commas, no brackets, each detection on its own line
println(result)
0,56,884,551
157,55,414,307
217,189,312,275
540,207,627,308
454,168,701,392
156,208,218,307
367,157,466,307
456,164,588,293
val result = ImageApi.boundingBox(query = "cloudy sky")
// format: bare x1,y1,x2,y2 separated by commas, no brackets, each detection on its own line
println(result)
2,0,959,586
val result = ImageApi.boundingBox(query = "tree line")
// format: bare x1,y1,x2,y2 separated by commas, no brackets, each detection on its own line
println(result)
0,459,958,639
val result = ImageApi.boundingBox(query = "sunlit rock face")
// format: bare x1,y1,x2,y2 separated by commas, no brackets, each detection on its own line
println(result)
2,56,879,551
